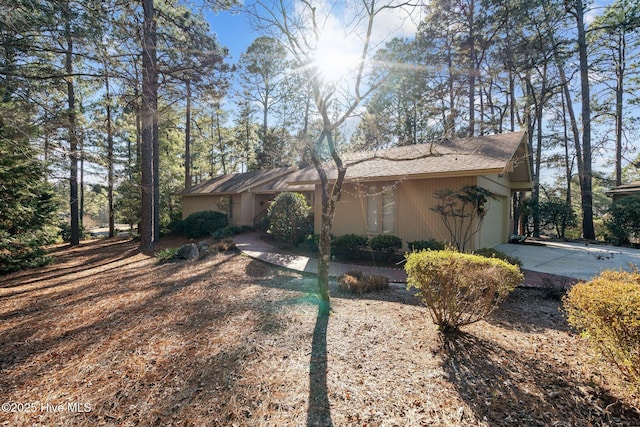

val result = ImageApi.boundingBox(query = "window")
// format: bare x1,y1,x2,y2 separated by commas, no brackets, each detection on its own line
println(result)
367,188,378,234
366,186,395,234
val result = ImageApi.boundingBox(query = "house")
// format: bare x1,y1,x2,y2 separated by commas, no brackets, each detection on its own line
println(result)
179,166,314,227
605,180,640,201
180,131,533,250
288,131,532,250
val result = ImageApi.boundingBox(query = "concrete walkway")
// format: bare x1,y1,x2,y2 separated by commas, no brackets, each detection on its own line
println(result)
496,240,640,281
236,233,640,284
234,232,408,283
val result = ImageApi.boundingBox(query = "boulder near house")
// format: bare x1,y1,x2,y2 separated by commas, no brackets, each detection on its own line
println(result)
180,131,533,251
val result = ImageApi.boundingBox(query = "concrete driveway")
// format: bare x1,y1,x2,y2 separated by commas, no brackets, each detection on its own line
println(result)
495,240,640,281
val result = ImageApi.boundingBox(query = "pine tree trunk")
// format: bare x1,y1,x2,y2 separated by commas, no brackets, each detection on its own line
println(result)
64,12,80,246
140,0,157,250
185,80,191,189
575,0,595,240
615,32,625,187
106,65,115,238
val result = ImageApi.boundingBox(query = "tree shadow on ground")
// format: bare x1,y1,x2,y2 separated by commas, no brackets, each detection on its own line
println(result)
440,330,640,426
307,309,332,427
244,258,422,307
487,287,572,333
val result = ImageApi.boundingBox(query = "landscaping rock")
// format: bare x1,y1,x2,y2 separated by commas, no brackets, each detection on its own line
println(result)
198,248,212,260
178,243,199,260
197,240,209,250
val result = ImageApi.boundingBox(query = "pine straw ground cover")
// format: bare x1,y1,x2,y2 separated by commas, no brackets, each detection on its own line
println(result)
1,237,640,427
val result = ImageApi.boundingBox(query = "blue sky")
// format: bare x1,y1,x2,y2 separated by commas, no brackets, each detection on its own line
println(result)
206,10,254,63
205,1,612,63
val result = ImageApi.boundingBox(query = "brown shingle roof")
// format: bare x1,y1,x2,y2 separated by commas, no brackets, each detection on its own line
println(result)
606,180,640,196
180,167,296,195
290,131,528,183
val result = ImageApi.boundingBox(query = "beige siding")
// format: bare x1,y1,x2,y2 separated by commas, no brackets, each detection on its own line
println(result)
238,192,253,226
395,177,477,248
478,195,508,248
254,194,272,226
477,175,512,248
182,195,224,219
229,195,242,226
323,176,479,249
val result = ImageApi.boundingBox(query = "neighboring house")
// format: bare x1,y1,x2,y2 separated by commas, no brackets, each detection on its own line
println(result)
605,181,640,201
179,166,314,227
288,131,532,250
179,131,533,250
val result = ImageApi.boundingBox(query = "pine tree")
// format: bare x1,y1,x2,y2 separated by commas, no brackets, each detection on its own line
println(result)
0,103,58,273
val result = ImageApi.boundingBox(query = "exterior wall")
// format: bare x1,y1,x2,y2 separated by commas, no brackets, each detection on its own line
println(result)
182,194,244,227
477,175,512,248
254,194,273,226
318,176,480,250
238,192,254,226
395,176,477,248
182,195,224,220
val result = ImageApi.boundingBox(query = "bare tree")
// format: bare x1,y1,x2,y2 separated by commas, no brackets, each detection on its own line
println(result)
250,0,414,314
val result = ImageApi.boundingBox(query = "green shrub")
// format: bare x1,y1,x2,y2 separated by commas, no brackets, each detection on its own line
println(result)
539,198,577,239
211,225,243,240
301,234,319,253
473,247,522,267
606,198,640,245
183,210,228,239
267,192,312,245
331,234,368,260
408,239,444,252
155,247,180,264
58,221,87,242
0,230,55,274
564,270,640,388
405,249,523,332
338,270,390,294
369,234,403,253
165,218,184,235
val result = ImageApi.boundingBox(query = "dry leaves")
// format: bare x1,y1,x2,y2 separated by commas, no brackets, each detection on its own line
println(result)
0,237,639,426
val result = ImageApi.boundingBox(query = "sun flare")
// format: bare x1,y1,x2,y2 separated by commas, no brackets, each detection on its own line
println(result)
312,36,361,83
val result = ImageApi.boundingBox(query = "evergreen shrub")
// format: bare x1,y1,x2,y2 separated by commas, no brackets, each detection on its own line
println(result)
183,210,228,239
405,249,523,332
212,225,243,240
473,247,522,267
154,247,180,264
564,270,640,388
606,198,640,245
408,239,444,252
369,234,402,253
267,192,311,245
331,234,368,260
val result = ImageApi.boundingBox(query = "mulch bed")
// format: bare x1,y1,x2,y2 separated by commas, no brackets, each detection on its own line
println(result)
0,236,638,426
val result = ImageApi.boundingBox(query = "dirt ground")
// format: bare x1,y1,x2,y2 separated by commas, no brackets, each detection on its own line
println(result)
1,236,639,426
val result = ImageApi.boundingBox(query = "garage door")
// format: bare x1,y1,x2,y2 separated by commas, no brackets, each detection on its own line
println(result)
479,195,506,248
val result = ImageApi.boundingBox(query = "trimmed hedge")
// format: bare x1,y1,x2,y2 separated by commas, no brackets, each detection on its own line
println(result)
211,225,243,240
473,247,522,267
369,234,402,253
184,210,228,239
564,270,640,388
408,239,445,252
405,249,523,332
331,234,368,260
